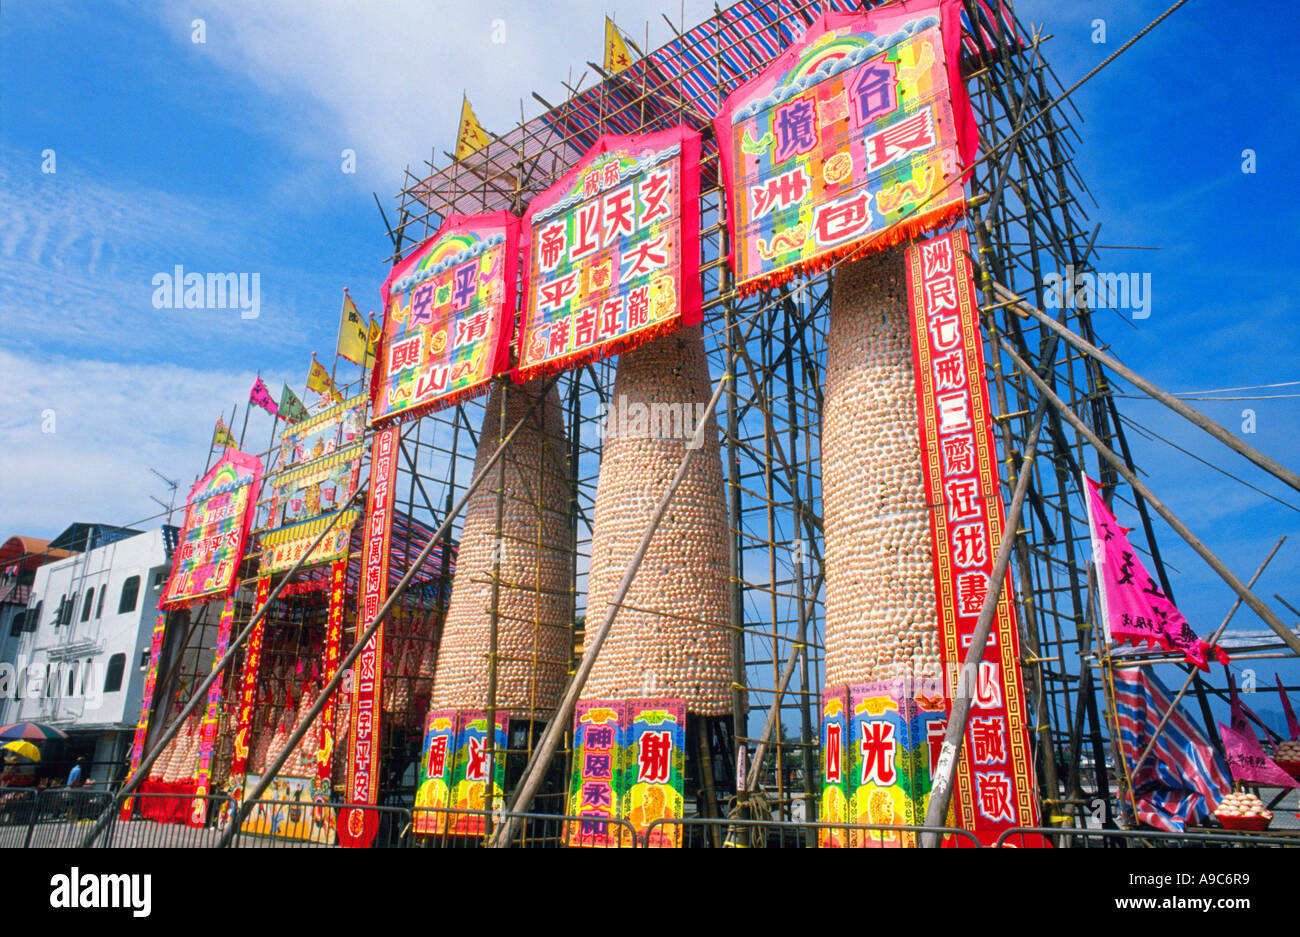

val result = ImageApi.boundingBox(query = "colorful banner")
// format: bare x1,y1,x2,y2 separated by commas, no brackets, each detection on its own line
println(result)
120,612,168,820
714,1,976,295
447,710,509,837
818,687,850,847
315,558,348,800
250,376,278,417
1219,721,1299,789
239,773,335,844
905,230,1039,844
220,574,270,825
412,709,460,836
623,698,686,848
259,394,365,574
189,596,235,827
1083,475,1228,671
515,125,702,383
846,679,948,848
566,701,626,848
341,425,399,848
161,448,263,609
372,212,517,424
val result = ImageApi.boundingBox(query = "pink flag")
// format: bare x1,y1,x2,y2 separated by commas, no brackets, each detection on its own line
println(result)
1218,721,1299,789
1083,476,1228,671
249,376,278,416
1277,675,1300,740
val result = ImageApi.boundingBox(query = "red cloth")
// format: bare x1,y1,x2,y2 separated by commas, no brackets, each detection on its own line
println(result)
137,780,198,824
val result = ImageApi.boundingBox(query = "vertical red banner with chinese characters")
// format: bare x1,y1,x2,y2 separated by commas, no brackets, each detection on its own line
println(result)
905,230,1039,844
120,612,168,820
515,125,701,383
189,596,235,827
341,425,398,847
315,558,347,793
220,574,270,825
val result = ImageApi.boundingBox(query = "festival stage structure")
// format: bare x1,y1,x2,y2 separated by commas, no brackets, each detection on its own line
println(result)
91,0,1300,849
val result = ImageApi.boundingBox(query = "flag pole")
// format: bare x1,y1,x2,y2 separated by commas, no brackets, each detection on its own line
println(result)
238,398,252,450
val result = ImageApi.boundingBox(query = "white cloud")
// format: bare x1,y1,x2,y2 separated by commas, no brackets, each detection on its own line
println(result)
0,348,290,537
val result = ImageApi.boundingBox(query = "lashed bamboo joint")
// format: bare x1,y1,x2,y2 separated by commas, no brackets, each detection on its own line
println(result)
429,380,574,716
581,325,732,713
823,250,941,687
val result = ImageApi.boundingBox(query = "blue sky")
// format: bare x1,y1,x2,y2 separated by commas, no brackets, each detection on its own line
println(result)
1,1,1296,703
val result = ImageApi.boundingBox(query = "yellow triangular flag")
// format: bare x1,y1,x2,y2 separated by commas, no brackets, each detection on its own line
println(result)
212,418,237,449
604,17,633,73
365,316,381,369
337,291,368,365
306,357,341,404
456,95,493,161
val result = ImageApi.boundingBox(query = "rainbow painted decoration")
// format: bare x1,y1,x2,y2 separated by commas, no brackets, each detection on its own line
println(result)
515,126,701,383
846,679,948,848
372,212,518,423
818,687,850,847
714,1,977,295
566,701,626,848
161,447,263,609
446,710,508,837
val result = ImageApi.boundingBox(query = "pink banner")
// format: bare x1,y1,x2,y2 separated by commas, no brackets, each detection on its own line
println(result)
1219,721,1299,789
1083,476,1227,671
1277,675,1300,740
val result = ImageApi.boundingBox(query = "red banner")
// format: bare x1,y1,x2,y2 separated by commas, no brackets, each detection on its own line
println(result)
515,125,701,383
220,575,270,824
316,558,347,789
120,612,168,820
189,596,235,826
905,230,1039,844
341,425,398,847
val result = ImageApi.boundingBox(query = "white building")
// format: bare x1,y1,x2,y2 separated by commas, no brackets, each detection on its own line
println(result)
2,525,174,783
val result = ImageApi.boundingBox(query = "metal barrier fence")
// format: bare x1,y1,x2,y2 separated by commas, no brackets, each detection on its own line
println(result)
640,815,985,848
5,788,1297,849
409,806,639,848
996,826,1300,849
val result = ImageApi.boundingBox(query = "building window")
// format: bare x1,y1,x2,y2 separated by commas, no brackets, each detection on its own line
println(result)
66,664,76,697
152,570,166,588
8,611,24,637
103,654,125,693
118,576,140,615
27,601,41,632
139,649,150,670
96,588,106,619
81,588,94,622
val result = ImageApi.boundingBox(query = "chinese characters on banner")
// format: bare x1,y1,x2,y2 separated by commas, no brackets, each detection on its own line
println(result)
447,711,509,836
905,230,1039,844
515,126,702,383
818,688,850,847
413,709,459,835
341,425,399,848
714,1,977,295
372,213,518,423
1082,475,1228,671
623,699,686,848
259,395,366,574
846,680,948,848
564,698,686,848
219,575,271,824
161,448,263,609
120,613,168,820
189,596,235,827
314,558,348,803
566,702,626,847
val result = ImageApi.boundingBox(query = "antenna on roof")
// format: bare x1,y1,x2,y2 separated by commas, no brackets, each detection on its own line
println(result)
149,468,179,527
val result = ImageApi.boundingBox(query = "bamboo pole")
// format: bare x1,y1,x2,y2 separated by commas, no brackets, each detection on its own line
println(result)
213,378,558,847
490,371,732,847
1131,536,1285,774
999,337,1300,657
992,282,1300,494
